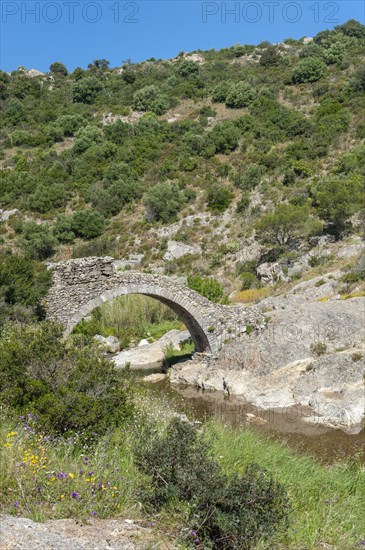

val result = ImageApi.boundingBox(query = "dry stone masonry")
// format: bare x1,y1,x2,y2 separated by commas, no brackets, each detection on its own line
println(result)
45,257,265,354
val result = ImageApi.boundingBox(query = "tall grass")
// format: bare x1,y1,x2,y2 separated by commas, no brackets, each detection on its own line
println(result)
74,294,185,347
207,423,365,549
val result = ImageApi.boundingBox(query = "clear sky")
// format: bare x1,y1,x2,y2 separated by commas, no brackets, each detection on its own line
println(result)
1,1,364,72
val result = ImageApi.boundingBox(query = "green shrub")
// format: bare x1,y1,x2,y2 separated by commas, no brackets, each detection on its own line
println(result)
187,275,227,303
72,209,105,239
206,183,233,212
132,85,168,115
0,322,134,438
310,341,327,356
21,222,57,260
135,418,290,549
72,76,103,104
225,82,255,108
53,215,75,243
259,46,280,66
144,181,186,223
292,58,326,83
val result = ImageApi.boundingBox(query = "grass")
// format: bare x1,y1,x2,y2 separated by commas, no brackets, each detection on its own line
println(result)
73,294,184,348
207,423,365,549
1,395,364,549
232,287,271,304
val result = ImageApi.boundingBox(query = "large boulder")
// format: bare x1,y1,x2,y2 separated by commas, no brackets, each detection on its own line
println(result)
114,330,191,370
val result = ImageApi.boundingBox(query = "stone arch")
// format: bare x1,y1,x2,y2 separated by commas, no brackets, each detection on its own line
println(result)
45,257,263,357
63,284,211,352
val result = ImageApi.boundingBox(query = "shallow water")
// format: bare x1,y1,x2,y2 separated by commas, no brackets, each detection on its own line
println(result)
135,372,365,464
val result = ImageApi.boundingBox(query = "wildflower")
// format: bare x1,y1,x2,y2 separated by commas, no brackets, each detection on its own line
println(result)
60,494,65,500
71,492,79,499
7,431,18,437
13,501,19,508
68,473,75,479
91,511,97,517
83,457,89,463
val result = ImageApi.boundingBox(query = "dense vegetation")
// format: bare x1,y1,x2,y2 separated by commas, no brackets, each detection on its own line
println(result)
1,19,364,293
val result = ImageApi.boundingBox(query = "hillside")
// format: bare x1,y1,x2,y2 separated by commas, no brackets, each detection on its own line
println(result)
0,19,364,312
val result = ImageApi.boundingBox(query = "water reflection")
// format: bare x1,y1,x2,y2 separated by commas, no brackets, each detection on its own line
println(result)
137,375,365,464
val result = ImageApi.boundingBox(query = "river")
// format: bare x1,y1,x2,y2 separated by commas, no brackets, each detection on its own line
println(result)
135,371,365,465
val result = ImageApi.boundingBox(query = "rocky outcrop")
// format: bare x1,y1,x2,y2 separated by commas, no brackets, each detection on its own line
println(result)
163,240,201,261
170,272,365,431
0,208,18,222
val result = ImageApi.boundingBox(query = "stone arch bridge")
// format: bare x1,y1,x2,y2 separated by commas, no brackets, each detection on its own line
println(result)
45,257,265,354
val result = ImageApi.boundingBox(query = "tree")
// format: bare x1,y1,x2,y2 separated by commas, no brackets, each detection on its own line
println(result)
292,57,326,83
311,175,363,240
72,209,105,239
336,19,365,39
49,62,68,76
256,204,321,248
0,253,51,309
225,82,255,108
72,76,103,103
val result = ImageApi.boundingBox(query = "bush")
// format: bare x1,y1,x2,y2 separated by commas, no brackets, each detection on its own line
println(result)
53,215,75,243
292,58,326,83
72,209,105,239
72,76,103,103
187,275,226,303
206,183,233,212
259,46,281,66
225,82,255,108
310,341,327,356
0,253,51,327
49,62,68,76
144,181,186,223
21,222,57,260
132,85,168,115
175,59,199,77
0,323,134,438
135,418,290,549
211,81,231,103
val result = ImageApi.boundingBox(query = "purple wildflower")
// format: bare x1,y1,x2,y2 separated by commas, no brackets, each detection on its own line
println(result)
71,492,79,499
91,511,97,516
14,501,19,508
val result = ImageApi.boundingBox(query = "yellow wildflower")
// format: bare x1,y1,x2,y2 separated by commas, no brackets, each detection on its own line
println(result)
68,473,74,479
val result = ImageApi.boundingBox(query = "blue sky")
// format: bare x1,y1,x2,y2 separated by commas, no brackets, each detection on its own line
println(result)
1,1,364,72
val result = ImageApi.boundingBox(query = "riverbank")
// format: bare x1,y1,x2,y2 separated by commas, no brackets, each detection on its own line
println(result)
1,388,364,549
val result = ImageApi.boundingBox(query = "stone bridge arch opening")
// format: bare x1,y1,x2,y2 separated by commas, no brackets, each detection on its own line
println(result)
68,287,211,353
